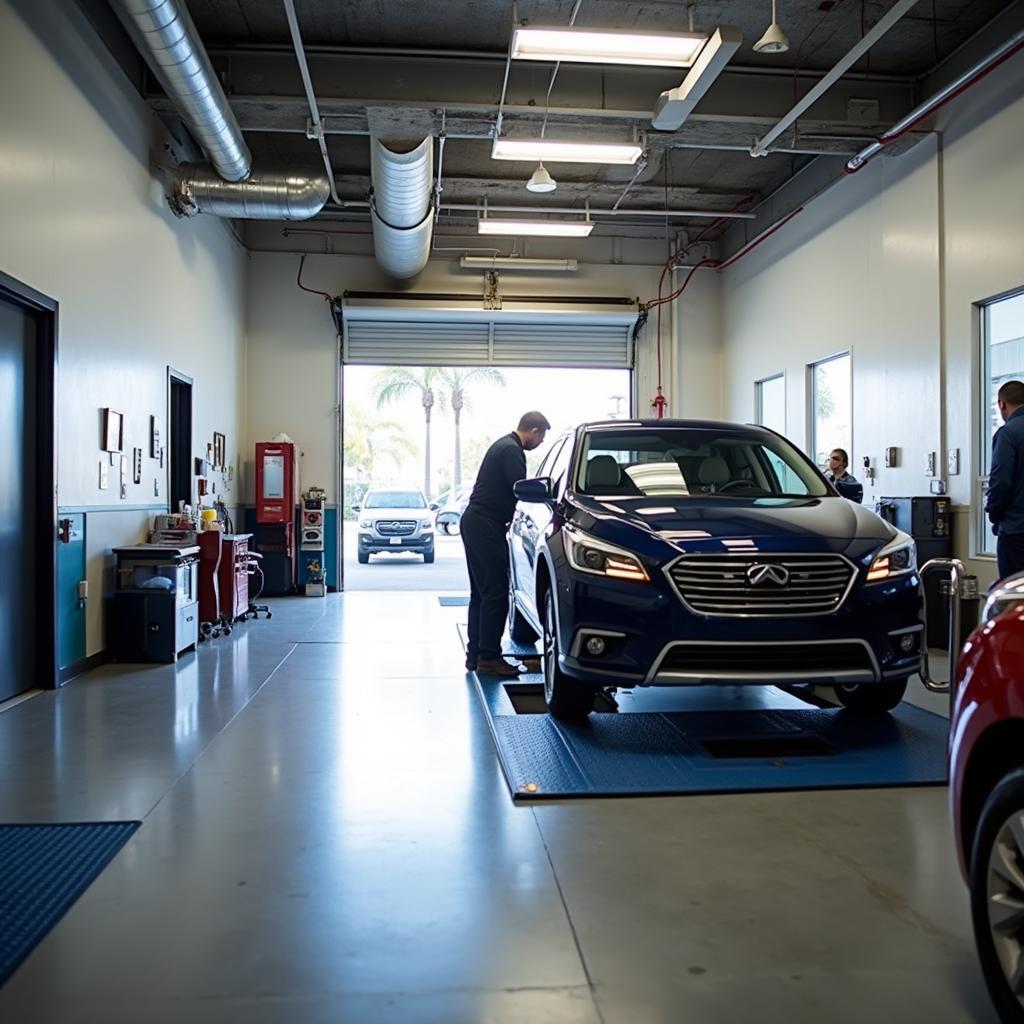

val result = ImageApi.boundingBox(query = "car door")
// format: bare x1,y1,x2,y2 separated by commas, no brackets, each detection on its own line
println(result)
511,438,565,619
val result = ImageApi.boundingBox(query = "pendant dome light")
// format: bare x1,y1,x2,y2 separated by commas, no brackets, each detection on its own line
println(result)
754,0,790,54
526,161,557,193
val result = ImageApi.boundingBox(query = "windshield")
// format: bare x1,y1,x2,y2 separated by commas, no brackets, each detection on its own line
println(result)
575,427,829,499
365,491,427,509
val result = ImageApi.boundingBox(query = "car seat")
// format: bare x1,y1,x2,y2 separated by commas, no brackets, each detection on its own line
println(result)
586,455,623,491
697,455,731,492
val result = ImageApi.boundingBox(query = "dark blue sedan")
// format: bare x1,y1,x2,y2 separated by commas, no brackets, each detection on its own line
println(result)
509,420,924,720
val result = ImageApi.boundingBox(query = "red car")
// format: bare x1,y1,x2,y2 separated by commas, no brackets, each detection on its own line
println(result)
950,570,1024,1021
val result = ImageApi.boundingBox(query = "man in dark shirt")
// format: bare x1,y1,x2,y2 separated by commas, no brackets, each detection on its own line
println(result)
461,411,550,675
986,379,1024,581
825,448,863,503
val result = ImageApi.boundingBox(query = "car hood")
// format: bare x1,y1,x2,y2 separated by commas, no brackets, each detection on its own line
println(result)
570,494,896,560
365,507,431,518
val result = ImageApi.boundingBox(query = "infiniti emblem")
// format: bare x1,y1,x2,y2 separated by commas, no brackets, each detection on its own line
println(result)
746,563,790,587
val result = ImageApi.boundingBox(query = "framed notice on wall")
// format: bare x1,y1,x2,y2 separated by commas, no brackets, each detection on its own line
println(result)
103,408,124,453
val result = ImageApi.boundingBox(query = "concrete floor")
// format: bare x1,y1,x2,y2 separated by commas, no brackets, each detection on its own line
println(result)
0,592,995,1023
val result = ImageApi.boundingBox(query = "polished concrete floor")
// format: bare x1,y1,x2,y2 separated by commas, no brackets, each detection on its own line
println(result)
0,593,995,1023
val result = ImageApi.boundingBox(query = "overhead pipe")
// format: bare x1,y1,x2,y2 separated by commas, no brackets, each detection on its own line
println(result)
111,0,330,221
110,0,252,182
169,163,331,219
281,0,342,205
846,25,1024,172
344,199,754,220
750,0,921,157
369,137,434,279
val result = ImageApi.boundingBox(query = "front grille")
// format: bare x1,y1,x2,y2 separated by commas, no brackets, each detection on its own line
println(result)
667,553,855,617
657,642,875,678
376,520,416,537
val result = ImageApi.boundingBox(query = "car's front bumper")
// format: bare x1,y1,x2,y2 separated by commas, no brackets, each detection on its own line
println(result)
359,532,434,553
555,568,923,688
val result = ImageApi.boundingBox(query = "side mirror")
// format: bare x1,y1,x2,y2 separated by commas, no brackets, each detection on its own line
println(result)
514,476,555,503
429,503,439,511
834,478,864,504
352,505,361,513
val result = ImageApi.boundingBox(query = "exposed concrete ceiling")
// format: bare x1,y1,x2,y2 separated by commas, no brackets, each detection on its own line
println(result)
93,0,1015,248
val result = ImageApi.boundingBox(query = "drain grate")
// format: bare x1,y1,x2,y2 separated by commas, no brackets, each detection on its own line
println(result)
701,735,834,759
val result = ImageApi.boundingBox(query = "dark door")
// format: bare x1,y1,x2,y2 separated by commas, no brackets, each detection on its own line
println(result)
0,296,39,701
169,372,193,513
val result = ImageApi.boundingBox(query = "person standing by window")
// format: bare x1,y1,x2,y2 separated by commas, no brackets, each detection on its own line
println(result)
461,411,550,676
986,380,1024,581
825,448,863,503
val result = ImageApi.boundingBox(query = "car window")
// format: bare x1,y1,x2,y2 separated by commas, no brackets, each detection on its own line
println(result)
365,491,427,509
534,438,565,480
548,437,574,493
575,427,827,499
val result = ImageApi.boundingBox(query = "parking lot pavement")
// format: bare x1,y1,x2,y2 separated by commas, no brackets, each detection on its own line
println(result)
341,529,470,592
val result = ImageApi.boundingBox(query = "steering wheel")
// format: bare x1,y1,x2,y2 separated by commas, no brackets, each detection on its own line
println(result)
717,479,751,493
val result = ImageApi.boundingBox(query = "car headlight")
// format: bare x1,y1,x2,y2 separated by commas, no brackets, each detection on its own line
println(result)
359,519,371,529
421,520,434,532
564,526,650,583
866,530,917,582
982,573,1024,623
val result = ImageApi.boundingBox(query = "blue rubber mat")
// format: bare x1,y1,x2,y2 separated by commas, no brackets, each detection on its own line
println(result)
0,821,140,985
473,674,948,800
438,595,470,607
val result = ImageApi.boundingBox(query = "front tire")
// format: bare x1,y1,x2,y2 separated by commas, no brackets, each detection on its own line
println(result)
509,581,539,644
970,768,1024,1023
833,678,908,712
542,589,593,721
357,550,370,564
423,549,435,564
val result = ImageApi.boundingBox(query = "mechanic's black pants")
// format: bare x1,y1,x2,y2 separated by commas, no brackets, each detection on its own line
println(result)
997,532,1024,582
460,507,509,661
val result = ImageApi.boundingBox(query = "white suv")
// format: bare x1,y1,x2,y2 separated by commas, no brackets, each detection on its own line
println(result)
355,489,436,564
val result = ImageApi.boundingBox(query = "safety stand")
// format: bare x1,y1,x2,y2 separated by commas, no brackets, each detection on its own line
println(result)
917,557,973,715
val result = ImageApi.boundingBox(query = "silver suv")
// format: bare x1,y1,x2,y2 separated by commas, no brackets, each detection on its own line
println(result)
355,489,436,564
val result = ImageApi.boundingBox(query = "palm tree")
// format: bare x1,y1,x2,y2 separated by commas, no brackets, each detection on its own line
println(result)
437,367,506,489
343,405,417,481
373,368,442,497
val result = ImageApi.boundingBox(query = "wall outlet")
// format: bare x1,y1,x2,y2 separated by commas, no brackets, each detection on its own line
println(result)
947,448,960,475
925,452,936,475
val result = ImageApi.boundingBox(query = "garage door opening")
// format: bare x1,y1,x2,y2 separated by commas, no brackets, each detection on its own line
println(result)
341,364,633,592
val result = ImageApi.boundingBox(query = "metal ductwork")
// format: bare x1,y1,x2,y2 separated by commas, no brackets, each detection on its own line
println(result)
111,0,330,221
370,138,434,279
110,0,252,182
169,163,332,220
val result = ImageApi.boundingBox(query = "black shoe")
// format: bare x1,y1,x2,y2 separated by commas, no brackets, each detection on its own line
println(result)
465,654,478,671
475,657,522,677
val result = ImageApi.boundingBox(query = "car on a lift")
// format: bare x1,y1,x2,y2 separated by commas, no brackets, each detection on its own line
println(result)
354,488,435,564
508,419,924,720
949,571,1024,1022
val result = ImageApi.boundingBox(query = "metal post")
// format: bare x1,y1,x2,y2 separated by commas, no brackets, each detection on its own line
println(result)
917,557,967,716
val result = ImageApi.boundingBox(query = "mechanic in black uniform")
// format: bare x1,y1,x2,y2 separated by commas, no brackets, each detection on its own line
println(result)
461,411,550,675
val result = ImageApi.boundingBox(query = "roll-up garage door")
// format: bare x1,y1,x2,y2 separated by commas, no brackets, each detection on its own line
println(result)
341,304,636,369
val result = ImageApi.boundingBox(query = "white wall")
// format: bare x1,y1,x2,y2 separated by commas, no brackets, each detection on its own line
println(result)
717,52,1024,588
0,0,247,654
244,248,720,502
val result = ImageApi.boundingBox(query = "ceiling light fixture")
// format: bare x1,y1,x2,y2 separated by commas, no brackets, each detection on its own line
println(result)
511,26,708,68
753,0,790,53
492,138,643,166
478,218,594,238
459,256,578,271
652,26,743,131
526,162,557,193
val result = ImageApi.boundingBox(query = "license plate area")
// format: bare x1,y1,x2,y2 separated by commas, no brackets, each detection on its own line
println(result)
389,537,402,545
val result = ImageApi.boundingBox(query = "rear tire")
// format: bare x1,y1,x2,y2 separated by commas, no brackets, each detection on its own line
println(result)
833,678,907,712
509,581,540,644
357,550,369,564
542,590,594,721
969,768,1024,1024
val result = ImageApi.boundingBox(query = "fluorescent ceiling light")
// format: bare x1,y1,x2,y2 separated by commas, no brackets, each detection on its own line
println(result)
652,27,743,131
460,256,578,271
492,138,643,165
512,26,706,67
478,219,594,238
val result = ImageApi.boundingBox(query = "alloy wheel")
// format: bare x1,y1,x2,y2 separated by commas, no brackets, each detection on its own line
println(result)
986,809,1024,1007
543,595,557,704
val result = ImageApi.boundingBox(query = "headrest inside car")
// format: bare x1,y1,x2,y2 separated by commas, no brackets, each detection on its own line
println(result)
586,455,622,489
698,456,730,487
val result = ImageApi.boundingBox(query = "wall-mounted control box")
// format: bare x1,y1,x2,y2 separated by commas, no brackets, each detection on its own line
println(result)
947,448,960,475
884,447,899,468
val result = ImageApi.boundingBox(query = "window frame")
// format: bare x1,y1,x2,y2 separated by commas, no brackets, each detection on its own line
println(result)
755,372,786,433
807,350,853,471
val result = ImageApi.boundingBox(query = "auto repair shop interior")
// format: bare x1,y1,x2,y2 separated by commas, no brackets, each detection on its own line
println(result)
2,0,1024,1021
